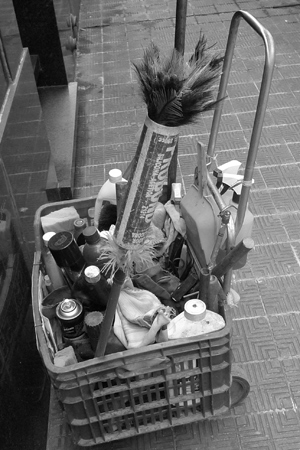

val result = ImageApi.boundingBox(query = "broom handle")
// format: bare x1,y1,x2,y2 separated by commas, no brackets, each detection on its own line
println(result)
94,269,126,357
175,0,187,55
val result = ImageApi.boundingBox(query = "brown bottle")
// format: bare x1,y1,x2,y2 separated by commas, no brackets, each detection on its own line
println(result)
71,265,111,312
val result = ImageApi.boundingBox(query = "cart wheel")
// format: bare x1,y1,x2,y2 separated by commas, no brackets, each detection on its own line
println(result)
230,367,250,408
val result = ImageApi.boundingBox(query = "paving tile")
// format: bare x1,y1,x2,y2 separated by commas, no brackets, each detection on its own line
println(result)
257,274,300,314
231,316,278,362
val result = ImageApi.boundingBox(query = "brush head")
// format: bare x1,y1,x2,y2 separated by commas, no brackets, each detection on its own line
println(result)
133,33,224,127
97,203,117,232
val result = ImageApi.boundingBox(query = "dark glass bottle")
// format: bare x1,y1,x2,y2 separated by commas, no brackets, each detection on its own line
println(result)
82,226,104,267
71,265,111,312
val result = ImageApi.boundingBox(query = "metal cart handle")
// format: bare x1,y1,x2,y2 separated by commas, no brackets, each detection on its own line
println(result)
207,10,275,237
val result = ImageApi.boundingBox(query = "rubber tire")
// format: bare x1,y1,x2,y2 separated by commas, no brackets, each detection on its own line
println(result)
230,367,250,407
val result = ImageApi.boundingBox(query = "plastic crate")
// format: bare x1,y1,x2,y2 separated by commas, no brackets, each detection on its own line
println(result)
32,197,233,447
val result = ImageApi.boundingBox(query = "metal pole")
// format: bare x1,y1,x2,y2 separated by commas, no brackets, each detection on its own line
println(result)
174,0,188,55
163,0,188,202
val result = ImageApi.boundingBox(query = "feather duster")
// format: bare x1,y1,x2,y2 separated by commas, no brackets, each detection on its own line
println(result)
132,32,224,127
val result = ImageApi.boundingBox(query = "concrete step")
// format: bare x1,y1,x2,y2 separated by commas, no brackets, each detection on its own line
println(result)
38,82,78,201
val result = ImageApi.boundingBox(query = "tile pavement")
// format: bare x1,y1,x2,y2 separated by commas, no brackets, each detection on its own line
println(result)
47,0,300,448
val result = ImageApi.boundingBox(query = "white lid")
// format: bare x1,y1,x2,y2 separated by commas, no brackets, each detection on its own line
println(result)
43,231,56,247
109,169,123,183
84,265,101,283
184,299,206,322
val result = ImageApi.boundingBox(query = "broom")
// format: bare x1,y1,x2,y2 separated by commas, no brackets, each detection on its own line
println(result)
98,33,224,277
95,33,223,356
132,33,224,127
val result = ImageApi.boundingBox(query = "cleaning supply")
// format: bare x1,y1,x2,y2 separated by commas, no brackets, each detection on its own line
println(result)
167,299,225,339
42,232,68,290
82,226,105,267
48,231,86,283
94,169,126,229
180,142,220,267
213,160,242,205
73,218,87,247
71,265,111,312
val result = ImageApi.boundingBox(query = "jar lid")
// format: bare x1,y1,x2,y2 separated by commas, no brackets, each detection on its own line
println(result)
84,265,101,284
83,226,101,244
184,299,206,322
43,231,56,247
109,169,123,183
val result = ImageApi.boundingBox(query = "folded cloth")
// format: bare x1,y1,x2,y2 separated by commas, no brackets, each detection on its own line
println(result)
41,206,80,234
113,287,175,349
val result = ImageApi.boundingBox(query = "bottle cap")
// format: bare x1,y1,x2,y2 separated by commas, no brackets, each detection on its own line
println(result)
48,231,85,271
83,226,101,244
88,208,95,219
43,232,56,247
109,169,123,183
84,266,101,284
74,218,86,230
184,299,206,322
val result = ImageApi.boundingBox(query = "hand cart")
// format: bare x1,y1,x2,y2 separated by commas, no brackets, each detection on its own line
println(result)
32,10,275,448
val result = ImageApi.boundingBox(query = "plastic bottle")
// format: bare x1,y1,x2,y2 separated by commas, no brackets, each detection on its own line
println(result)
213,160,242,205
167,299,225,340
71,265,111,312
94,169,126,229
42,232,67,289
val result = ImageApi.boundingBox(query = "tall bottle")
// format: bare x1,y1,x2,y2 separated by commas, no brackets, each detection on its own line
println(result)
82,226,104,267
73,218,87,247
71,265,111,312
48,231,86,284
94,169,126,229
42,232,67,289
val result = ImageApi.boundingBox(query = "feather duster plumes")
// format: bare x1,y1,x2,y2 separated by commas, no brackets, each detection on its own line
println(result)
132,32,224,127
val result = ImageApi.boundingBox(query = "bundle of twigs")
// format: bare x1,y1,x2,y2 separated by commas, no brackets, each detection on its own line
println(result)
132,33,223,127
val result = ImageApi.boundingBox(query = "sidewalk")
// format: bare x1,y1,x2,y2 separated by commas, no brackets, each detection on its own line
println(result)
47,0,300,448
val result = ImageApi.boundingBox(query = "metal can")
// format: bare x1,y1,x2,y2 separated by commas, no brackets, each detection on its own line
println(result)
56,298,84,339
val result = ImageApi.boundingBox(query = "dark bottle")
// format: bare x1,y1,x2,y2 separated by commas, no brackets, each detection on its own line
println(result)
82,226,104,267
48,231,86,284
71,265,111,312
74,218,87,247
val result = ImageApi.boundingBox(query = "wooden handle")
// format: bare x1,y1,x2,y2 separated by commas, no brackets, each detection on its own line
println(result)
94,269,126,358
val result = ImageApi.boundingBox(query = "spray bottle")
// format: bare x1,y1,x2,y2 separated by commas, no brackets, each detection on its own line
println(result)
213,160,242,205
94,169,127,229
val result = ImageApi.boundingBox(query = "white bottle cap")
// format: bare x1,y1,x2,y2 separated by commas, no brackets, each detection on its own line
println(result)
84,265,101,284
184,299,206,322
109,169,123,183
43,231,56,247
